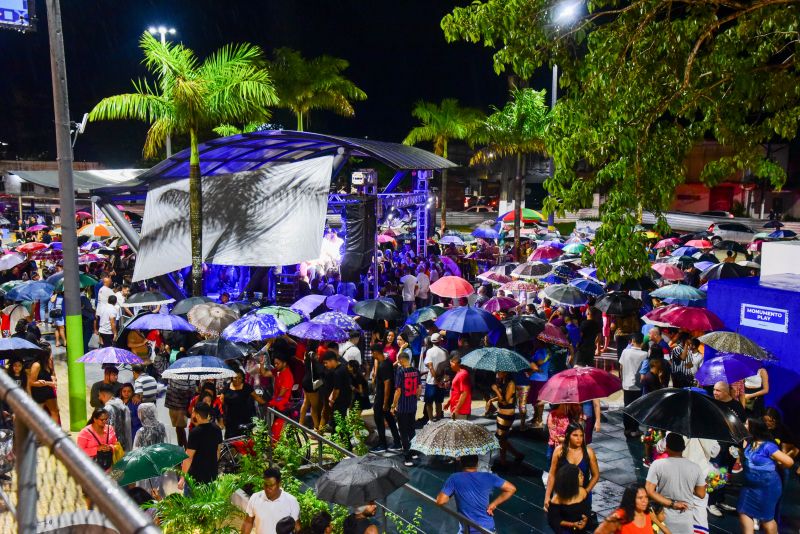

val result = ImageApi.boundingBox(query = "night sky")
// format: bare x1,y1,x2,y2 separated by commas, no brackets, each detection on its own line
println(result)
0,0,528,167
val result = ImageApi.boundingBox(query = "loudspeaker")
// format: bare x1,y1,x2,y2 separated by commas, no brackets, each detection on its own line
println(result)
341,197,376,282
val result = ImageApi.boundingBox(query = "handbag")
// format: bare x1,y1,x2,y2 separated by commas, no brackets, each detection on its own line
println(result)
112,441,125,463
89,428,113,470
48,307,63,319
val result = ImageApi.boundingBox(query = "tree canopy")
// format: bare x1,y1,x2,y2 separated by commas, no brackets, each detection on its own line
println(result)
442,0,798,282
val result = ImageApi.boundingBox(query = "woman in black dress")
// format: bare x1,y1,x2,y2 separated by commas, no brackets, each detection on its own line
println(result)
221,369,265,439
547,463,591,533
28,346,60,424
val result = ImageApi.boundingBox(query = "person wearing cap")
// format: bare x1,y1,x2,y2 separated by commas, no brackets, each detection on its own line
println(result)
645,432,707,533
422,332,448,423
89,366,122,409
132,364,158,404
343,501,379,534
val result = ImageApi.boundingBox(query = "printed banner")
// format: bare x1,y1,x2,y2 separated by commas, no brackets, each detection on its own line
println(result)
740,303,789,333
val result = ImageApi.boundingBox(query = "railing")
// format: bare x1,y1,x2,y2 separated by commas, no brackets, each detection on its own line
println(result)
265,408,494,534
0,371,160,534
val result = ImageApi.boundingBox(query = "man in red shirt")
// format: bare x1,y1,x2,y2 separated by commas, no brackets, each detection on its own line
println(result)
447,352,471,420
263,353,294,442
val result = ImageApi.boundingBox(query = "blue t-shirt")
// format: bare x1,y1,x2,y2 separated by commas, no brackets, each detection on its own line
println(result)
441,471,506,533
529,349,551,383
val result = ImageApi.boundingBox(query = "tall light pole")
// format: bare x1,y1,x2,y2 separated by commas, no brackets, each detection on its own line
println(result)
148,25,176,157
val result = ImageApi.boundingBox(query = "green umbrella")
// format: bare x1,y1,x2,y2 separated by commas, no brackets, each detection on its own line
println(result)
0,280,24,294
54,273,98,291
461,347,530,372
110,443,187,486
563,243,587,254
405,305,446,325
255,305,305,327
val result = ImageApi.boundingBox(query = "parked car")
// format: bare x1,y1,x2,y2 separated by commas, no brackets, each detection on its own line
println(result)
699,210,735,218
709,221,755,244
465,206,496,213
463,195,498,210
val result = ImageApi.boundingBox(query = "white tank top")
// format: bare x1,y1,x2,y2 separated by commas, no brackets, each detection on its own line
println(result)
744,370,762,389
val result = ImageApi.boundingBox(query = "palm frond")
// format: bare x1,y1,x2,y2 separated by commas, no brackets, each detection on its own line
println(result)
213,124,243,137
88,87,171,124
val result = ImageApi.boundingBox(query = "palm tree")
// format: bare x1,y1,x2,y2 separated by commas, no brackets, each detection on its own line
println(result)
267,47,366,131
89,33,279,296
402,99,484,233
471,88,550,260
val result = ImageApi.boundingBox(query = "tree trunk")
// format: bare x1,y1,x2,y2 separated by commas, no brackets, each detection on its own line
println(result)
513,153,523,261
297,111,304,132
440,139,448,235
189,128,203,297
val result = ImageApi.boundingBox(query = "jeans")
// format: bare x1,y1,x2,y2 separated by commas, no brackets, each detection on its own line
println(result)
396,411,416,460
402,300,414,316
373,403,400,448
623,389,642,433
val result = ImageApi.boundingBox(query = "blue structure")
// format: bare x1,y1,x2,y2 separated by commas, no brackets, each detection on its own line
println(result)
707,274,800,429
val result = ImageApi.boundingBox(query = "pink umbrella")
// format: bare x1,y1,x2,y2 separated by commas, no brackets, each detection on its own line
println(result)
500,280,538,292
528,246,562,261
377,234,396,244
748,240,763,252
651,262,685,281
538,367,622,403
685,239,712,249
477,271,512,285
481,296,520,313
75,211,93,219
430,276,474,299
659,306,725,331
439,256,461,276
25,224,48,232
79,253,104,264
654,238,680,249
537,323,570,347
381,228,398,237
642,304,682,326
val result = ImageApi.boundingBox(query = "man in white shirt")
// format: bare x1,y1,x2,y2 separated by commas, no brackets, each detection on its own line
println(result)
242,467,300,534
619,332,648,438
95,294,121,348
97,276,114,307
399,267,418,316
422,333,449,422
115,284,133,317
339,330,362,366
416,265,431,309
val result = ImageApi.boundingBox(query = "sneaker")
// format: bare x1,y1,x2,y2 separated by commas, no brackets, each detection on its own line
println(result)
642,457,651,467
753,519,760,530
411,453,420,460
403,460,414,467
370,446,387,453
707,505,723,517
718,503,736,512
389,444,402,452
732,461,743,474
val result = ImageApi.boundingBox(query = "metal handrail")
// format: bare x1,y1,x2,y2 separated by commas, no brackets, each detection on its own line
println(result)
0,371,160,534
266,407,494,534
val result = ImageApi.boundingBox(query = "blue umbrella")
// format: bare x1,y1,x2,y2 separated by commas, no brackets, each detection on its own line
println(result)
768,229,797,239
461,347,530,372
161,355,235,380
291,294,327,317
126,313,197,332
552,264,577,280
472,226,500,239
539,273,567,285
569,278,604,297
312,311,362,332
288,321,348,342
0,337,47,358
6,281,55,302
695,353,763,386
671,246,699,257
695,261,716,272
221,313,287,343
326,294,355,315
577,267,598,279
435,306,503,334
650,284,707,306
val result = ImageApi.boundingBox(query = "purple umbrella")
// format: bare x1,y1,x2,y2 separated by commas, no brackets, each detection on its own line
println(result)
326,294,355,315
288,321,348,342
439,256,461,277
49,242,63,251
313,311,361,332
695,353,763,386
221,313,287,343
291,294,327,317
126,313,196,332
77,347,143,364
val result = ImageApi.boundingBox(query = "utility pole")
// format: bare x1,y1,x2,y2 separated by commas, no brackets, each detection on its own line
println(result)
45,0,86,431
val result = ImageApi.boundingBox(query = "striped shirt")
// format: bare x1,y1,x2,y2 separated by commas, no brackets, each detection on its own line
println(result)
394,366,420,413
134,373,158,402
670,345,694,380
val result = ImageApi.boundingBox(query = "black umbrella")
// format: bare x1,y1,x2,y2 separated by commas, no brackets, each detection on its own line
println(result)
171,296,215,316
622,388,749,443
595,291,641,315
607,276,657,292
763,220,784,229
492,263,519,276
353,299,402,321
692,252,719,264
227,301,253,316
681,230,711,242
712,240,748,254
315,455,409,506
499,315,546,346
700,262,752,281
122,291,175,308
187,338,252,361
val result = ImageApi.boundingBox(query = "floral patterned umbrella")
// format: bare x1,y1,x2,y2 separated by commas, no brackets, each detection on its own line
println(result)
187,303,239,336
410,419,499,457
312,311,361,332
537,323,570,347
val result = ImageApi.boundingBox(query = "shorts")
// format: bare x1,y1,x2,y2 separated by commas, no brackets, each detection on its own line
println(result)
424,384,445,403
452,412,469,420
526,381,547,405
168,408,187,428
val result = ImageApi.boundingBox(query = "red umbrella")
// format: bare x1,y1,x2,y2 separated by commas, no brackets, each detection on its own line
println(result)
16,242,48,254
651,262,685,281
685,239,712,248
430,276,474,299
537,323,570,347
477,271,512,285
538,367,622,403
654,238,680,249
659,306,724,331
642,304,682,326
528,246,562,261
481,296,520,313
75,211,93,219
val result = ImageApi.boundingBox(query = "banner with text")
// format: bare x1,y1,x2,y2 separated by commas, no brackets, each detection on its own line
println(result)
740,303,789,333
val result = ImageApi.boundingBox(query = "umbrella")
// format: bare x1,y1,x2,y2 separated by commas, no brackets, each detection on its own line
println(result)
563,243,587,254
476,271,512,285
78,223,117,239
325,294,355,315
16,242,47,254
409,419,499,457
737,260,760,269
497,208,544,223
552,264,578,280
78,253,104,264
222,313,287,343
685,239,712,248
650,284,707,305
651,263,685,281
540,284,588,307
538,367,622,403
6,281,55,302
537,322,570,347
622,388,749,443
697,331,773,360
255,306,305,327
763,220,784,228
187,302,238,336
654,238,681,249
122,291,175,308
0,337,47,359
512,262,553,279
110,443,188,486
695,353,764,386
671,246,699,257
2,304,30,330
162,355,235,380
461,347,530,372
429,276,474,299
377,234,396,244
405,305,446,325
498,315,546,346
439,256,462,276
25,224,48,232
595,292,640,315
500,280,538,292
695,261,716,272
0,280,25,294
492,263,519,276
77,347,143,365
353,299,402,321
577,267,598,279
312,311,361,332
288,321,348,342
768,229,797,239
188,338,251,361
315,455,409,506
659,306,724,331
126,313,197,332
642,304,682,327
76,211,93,220
608,276,657,292
291,294,327,317
540,240,565,249
700,262,753,281
171,296,215,316
713,240,748,253
46,272,98,291
0,252,26,271
529,246,562,261
481,296,520,313
472,226,500,240
439,235,465,246
568,278,604,297
435,306,503,334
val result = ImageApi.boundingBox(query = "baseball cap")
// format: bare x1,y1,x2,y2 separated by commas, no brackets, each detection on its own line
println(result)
431,333,442,343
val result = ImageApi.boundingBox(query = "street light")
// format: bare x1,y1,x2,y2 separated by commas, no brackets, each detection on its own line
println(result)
148,25,177,157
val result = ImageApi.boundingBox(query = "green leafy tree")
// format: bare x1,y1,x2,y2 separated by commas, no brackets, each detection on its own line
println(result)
267,47,367,131
403,99,485,233
472,88,550,260
89,32,278,295
442,0,796,282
